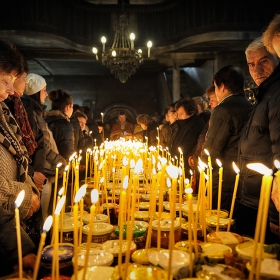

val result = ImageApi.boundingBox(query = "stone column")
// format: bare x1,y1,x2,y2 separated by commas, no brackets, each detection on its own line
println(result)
172,63,180,102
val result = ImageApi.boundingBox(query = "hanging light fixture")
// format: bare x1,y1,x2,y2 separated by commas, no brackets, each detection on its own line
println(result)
94,13,152,83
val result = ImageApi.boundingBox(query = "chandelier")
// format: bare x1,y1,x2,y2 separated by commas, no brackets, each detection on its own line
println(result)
92,14,152,83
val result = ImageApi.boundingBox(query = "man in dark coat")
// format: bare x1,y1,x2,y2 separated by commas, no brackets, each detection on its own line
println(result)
202,65,252,212
236,37,280,243
170,97,205,173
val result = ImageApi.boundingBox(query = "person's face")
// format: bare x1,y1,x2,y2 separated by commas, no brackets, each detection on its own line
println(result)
139,123,147,130
167,109,177,124
77,117,87,131
118,114,126,123
214,82,227,103
64,103,73,118
208,92,218,109
13,72,27,96
0,71,17,101
39,86,48,104
272,34,280,58
246,47,279,86
176,106,190,120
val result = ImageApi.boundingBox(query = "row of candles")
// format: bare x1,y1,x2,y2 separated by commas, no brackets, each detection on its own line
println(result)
13,137,279,279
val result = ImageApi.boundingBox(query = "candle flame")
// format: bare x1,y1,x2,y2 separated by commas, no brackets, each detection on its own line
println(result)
204,149,210,156
58,187,64,196
74,186,86,204
157,161,162,171
64,165,69,172
69,152,77,162
198,157,208,170
190,170,193,176
166,165,179,179
274,159,280,170
135,159,143,174
80,184,87,197
178,147,183,155
56,162,62,168
160,157,167,165
91,189,99,204
130,159,135,169
185,188,193,194
166,178,171,188
184,178,190,184
87,148,91,153
43,215,53,232
152,168,156,175
100,177,104,184
205,174,209,181
55,196,65,215
247,163,273,176
216,158,222,167
123,156,128,166
232,161,240,174
123,175,129,190
99,161,103,170
15,190,25,208
152,155,156,165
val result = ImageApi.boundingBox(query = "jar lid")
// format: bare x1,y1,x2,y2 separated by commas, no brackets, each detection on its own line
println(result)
121,266,169,280
164,203,181,211
58,220,82,232
83,213,108,224
79,242,103,251
181,203,198,213
201,242,232,260
134,211,149,221
207,231,244,245
206,216,234,228
205,209,229,218
141,194,159,201
74,249,114,267
101,203,116,209
109,189,121,195
154,212,171,220
181,222,202,231
175,240,203,252
102,240,137,257
82,223,113,236
41,243,74,263
138,202,150,209
114,221,147,238
72,266,115,280
152,219,180,231
131,249,157,265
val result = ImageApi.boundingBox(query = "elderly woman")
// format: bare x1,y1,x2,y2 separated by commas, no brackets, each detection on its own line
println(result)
136,114,159,147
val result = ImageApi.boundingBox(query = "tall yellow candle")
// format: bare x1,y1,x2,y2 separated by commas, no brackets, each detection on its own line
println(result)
79,184,87,247
52,196,66,280
52,163,63,218
85,148,90,183
216,159,223,232
15,190,25,280
185,188,193,277
33,216,53,280
82,189,99,280
204,149,212,211
227,162,240,232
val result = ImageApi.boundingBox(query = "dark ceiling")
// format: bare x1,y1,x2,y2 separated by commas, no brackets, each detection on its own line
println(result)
1,0,279,77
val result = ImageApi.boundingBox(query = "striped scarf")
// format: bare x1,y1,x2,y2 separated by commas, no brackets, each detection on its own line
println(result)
0,102,29,182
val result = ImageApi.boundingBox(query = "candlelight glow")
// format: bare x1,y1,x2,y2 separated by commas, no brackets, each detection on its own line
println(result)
130,159,135,169
157,162,162,171
167,178,171,188
190,170,193,176
91,189,99,204
198,157,208,170
69,152,77,162
166,165,179,179
135,159,143,174
232,161,240,174
58,187,64,196
185,188,193,194
247,163,273,176
123,156,128,166
178,147,183,155
43,215,53,232
216,159,222,168
56,162,62,168
80,184,88,197
55,196,66,215
274,159,280,170
74,187,85,204
160,157,167,165
123,175,129,190
184,178,190,184
64,165,69,172
204,149,210,156
205,174,209,181
15,190,25,208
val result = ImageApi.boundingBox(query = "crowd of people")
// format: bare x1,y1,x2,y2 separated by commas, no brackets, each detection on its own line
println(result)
1,13,280,276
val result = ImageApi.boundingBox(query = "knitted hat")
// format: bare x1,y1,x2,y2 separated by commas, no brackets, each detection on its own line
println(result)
25,73,47,95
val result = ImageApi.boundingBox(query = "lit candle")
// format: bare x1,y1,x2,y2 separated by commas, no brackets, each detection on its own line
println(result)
101,112,104,123
130,33,135,50
247,163,273,280
52,196,66,280
82,189,99,280
216,159,223,232
101,36,106,52
52,163,63,217
73,188,85,280
227,162,240,232
92,47,98,60
15,190,25,280
204,149,212,211
147,40,152,58
118,176,128,278
33,216,53,280
85,148,90,183
79,184,87,247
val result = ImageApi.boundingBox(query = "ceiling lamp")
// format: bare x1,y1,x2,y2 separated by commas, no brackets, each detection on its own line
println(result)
93,14,152,83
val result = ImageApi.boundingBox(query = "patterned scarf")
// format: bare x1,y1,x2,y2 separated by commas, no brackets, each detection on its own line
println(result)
9,93,37,155
0,102,29,182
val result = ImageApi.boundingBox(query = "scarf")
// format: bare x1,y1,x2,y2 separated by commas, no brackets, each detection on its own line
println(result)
9,93,37,155
0,102,29,182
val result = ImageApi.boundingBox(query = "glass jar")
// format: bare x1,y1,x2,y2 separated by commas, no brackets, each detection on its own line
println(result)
181,222,203,241
101,203,118,225
151,219,181,248
83,213,108,224
58,220,82,244
82,222,113,243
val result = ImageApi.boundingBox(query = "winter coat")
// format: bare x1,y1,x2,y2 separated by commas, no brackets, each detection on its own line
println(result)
45,110,76,161
170,115,205,171
202,94,252,211
0,207,36,277
238,63,280,225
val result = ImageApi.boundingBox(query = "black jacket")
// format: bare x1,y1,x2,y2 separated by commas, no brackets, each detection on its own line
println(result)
238,63,280,224
202,94,252,211
170,115,205,171
0,207,35,276
45,110,76,161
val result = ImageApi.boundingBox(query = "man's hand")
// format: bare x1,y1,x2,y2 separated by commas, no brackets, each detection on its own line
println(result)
33,171,46,191
26,193,40,218
13,253,37,271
